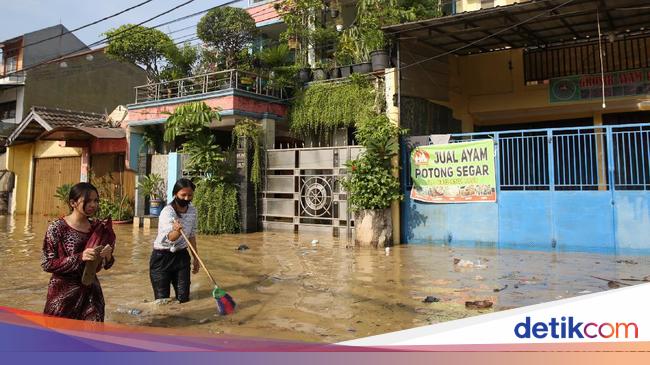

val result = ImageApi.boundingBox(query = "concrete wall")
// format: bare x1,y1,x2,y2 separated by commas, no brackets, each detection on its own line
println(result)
21,25,88,68
6,143,33,214
23,50,147,117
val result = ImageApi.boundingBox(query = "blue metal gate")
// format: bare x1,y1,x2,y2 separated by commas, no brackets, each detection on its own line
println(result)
400,123,650,254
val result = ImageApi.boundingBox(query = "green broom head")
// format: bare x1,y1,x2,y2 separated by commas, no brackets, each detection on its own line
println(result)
212,287,236,315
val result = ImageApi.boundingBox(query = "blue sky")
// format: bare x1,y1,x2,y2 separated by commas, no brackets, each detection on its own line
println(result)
0,0,238,45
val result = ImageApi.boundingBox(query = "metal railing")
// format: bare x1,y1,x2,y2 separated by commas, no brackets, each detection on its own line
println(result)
133,69,285,104
0,71,26,85
404,123,650,191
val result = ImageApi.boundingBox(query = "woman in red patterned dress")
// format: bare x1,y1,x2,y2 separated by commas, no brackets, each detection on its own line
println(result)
41,182,114,321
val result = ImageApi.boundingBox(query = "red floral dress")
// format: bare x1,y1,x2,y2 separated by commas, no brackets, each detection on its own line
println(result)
41,218,114,321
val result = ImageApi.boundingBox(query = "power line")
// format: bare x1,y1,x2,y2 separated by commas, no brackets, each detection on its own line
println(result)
14,0,156,52
6,0,202,76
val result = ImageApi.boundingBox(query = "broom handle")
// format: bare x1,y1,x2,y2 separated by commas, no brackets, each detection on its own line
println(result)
179,229,219,288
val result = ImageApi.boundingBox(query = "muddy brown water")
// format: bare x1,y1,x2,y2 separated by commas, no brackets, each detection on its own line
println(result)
0,215,648,343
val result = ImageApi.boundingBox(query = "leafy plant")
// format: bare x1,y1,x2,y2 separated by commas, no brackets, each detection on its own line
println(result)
341,113,403,211
181,133,234,184
289,76,378,136
137,173,166,201
54,183,73,208
161,42,199,81
197,7,258,69
141,125,164,154
341,155,401,211
258,44,292,68
193,180,240,234
233,119,263,200
93,173,134,221
163,102,221,143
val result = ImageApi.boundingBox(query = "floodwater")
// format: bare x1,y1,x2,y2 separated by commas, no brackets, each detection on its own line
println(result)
0,215,648,343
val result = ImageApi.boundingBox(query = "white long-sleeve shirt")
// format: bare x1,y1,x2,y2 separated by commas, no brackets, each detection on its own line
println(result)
153,204,197,251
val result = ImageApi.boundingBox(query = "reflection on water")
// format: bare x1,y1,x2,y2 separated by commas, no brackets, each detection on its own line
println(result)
0,215,648,342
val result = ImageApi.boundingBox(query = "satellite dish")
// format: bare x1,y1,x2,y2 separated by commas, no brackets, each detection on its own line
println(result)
107,105,128,127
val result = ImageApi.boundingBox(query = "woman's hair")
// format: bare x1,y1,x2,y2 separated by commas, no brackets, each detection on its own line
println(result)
172,178,195,196
68,182,99,211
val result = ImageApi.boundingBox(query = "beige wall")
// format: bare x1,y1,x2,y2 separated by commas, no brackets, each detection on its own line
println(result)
455,0,526,13
6,143,34,214
34,141,82,158
445,48,649,131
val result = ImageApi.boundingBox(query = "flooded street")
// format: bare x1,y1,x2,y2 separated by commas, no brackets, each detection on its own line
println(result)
0,215,648,343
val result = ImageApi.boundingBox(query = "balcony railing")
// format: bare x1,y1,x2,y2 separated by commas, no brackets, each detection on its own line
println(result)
133,69,285,104
0,71,26,86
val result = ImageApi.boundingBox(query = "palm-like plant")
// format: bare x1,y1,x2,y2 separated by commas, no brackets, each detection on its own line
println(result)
163,102,221,143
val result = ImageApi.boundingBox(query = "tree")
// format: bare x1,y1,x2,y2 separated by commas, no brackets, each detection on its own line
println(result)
104,24,176,82
161,42,199,81
197,7,257,69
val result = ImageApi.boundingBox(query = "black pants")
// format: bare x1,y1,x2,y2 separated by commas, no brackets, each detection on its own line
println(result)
149,248,191,303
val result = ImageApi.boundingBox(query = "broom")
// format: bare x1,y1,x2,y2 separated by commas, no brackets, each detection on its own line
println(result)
178,229,236,315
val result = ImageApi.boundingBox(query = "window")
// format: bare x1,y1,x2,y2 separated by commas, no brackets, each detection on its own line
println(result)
5,56,17,74
0,101,17,120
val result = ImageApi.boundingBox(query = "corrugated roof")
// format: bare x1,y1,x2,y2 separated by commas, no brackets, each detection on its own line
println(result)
6,106,111,145
385,0,650,55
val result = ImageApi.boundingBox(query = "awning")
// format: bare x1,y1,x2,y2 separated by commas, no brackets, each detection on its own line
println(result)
385,0,650,54
37,126,126,141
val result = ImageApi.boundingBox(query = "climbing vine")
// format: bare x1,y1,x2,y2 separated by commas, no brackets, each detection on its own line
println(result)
193,181,240,234
232,119,263,200
289,75,379,137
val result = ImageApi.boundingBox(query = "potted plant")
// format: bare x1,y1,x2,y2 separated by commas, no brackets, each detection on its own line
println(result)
335,31,355,77
312,61,328,81
138,173,166,216
364,28,389,71
341,114,403,247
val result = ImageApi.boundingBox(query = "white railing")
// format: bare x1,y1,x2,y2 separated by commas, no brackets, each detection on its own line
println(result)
133,69,285,104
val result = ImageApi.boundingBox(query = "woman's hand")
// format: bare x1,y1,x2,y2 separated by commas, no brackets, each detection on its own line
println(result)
82,247,99,261
99,245,113,260
192,260,200,274
172,219,183,233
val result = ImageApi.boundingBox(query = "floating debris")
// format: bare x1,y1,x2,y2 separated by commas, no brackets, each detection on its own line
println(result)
311,239,319,245
116,307,142,316
237,244,250,251
465,300,493,310
616,259,638,265
578,290,592,294
493,285,508,293
422,296,440,303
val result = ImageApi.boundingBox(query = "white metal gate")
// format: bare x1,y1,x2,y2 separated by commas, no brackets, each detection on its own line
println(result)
263,146,363,236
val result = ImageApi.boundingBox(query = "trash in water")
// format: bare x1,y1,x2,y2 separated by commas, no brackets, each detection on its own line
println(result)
616,259,638,265
385,247,390,256
493,284,508,292
117,307,142,316
465,300,493,310
237,244,250,251
453,258,486,269
311,239,319,245
578,290,592,294
422,296,440,303
199,318,210,324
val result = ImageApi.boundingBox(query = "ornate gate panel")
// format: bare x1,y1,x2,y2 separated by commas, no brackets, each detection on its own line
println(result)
263,146,363,236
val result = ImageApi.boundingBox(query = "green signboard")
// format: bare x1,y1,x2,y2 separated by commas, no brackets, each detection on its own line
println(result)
410,139,496,203
550,68,650,103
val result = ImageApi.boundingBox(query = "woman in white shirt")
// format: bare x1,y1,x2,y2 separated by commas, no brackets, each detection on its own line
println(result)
149,178,200,303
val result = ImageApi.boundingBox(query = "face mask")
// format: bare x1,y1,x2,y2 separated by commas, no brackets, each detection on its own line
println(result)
174,197,191,208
